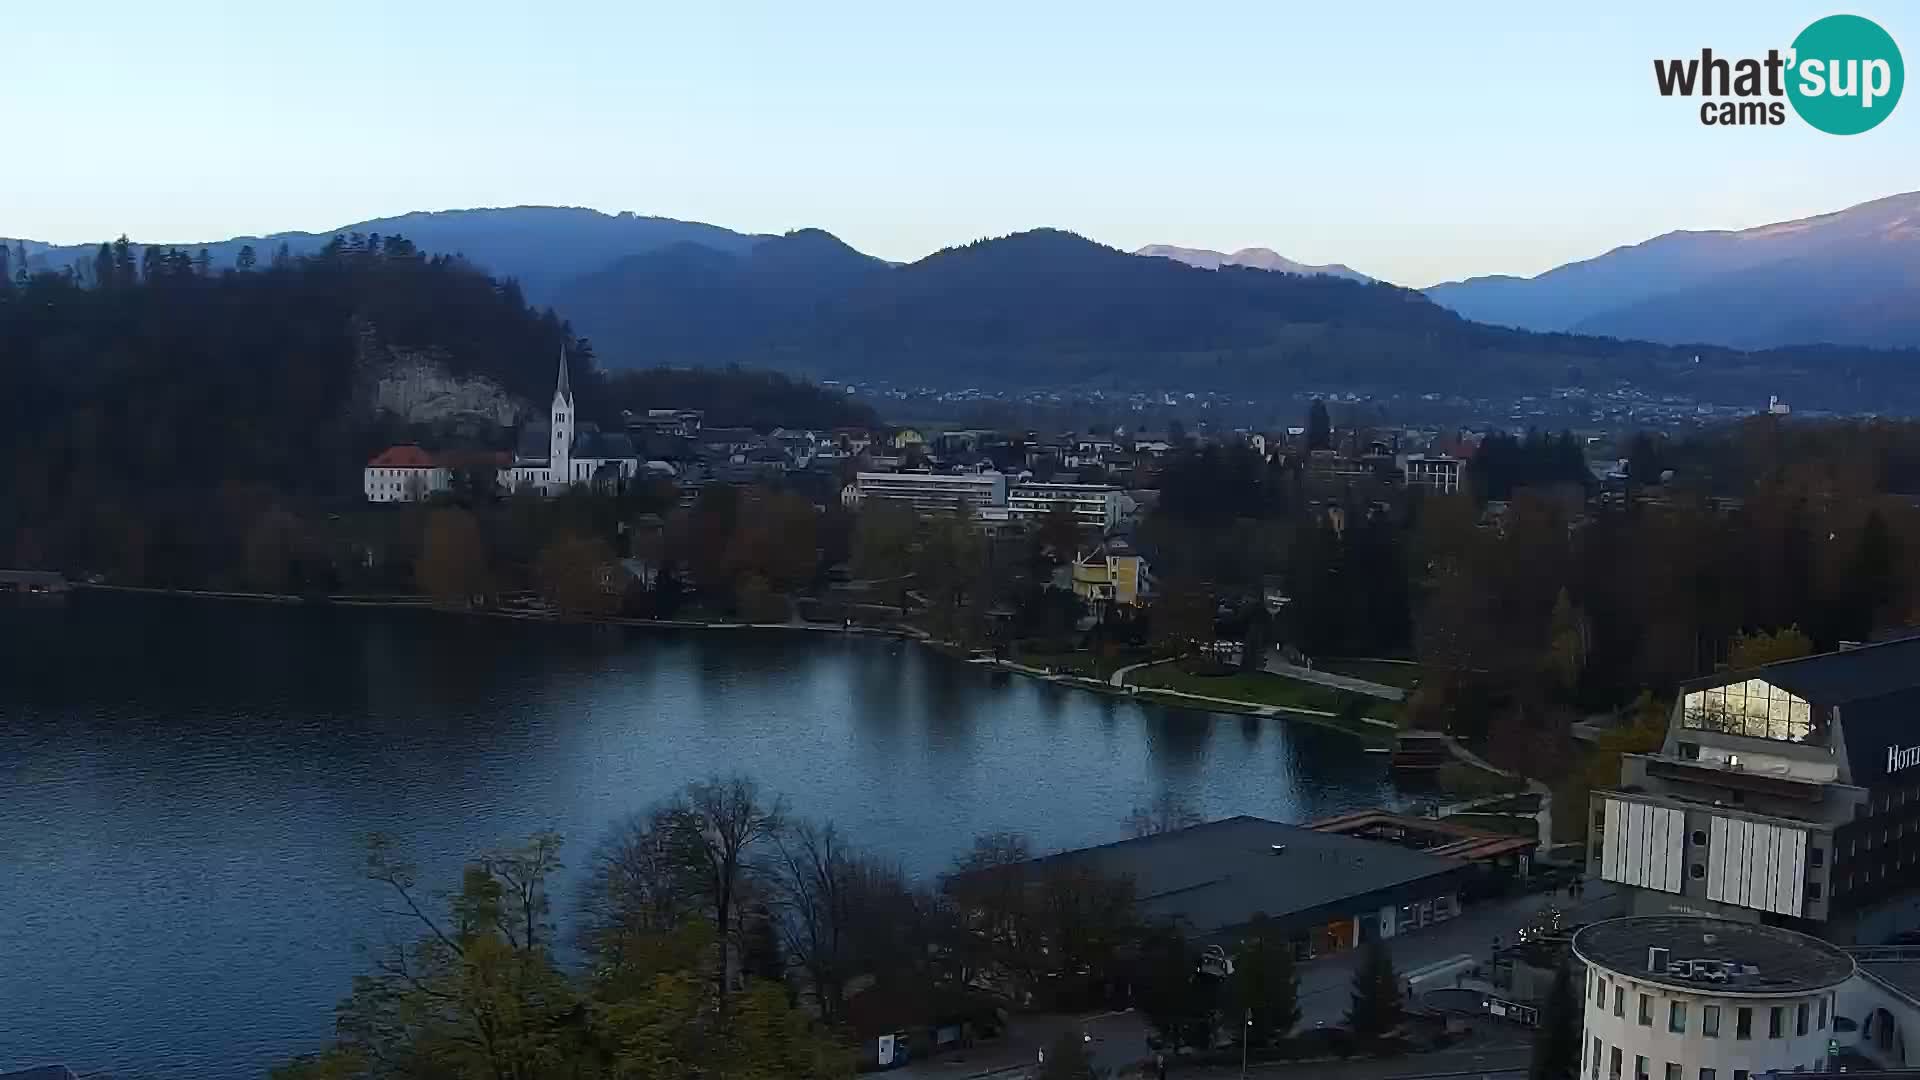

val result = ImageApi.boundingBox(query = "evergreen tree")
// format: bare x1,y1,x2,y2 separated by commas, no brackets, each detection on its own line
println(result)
1307,399,1332,452
194,247,212,276
111,235,135,288
0,241,12,285
1230,915,1300,1047
1343,939,1404,1042
92,243,112,290
1529,961,1580,1080
236,244,257,272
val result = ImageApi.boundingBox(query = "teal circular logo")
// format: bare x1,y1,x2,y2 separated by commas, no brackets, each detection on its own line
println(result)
1787,14,1904,134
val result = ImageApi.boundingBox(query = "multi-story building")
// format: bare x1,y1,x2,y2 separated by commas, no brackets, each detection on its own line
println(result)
363,445,449,502
1008,481,1123,531
1591,637,1920,944
1401,453,1466,494
1070,537,1152,610
1574,916,1853,1080
850,471,1007,514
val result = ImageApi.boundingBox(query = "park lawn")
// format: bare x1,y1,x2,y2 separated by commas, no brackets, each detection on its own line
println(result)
1131,666,1356,714
1317,658,1424,690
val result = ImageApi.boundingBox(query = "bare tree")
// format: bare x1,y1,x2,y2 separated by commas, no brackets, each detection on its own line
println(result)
576,806,702,970
671,774,786,995
772,819,862,1023
1125,791,1204,837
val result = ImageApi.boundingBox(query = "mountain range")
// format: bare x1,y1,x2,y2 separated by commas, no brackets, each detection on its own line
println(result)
1423,191,1920,350
5,193,1918,401
1134,244,1371,282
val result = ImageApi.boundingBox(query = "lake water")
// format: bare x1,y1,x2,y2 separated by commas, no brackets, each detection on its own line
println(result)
0,592,1401,1078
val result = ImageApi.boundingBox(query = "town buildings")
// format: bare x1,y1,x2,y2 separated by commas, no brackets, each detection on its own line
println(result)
1008,481,1124,531
1574,916,1853,1080
505,348,639,494
1589,635,1920,945
847,471,1009,514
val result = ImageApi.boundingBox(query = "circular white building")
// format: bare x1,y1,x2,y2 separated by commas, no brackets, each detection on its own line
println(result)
1573,917,1855,1080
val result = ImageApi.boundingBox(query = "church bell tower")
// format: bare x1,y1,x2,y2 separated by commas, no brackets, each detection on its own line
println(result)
550,345,573,487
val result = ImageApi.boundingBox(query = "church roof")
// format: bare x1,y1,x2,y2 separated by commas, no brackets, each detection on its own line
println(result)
555,345,573,405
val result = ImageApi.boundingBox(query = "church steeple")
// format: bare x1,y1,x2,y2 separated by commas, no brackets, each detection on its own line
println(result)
550,344,573,486
554,344,573,405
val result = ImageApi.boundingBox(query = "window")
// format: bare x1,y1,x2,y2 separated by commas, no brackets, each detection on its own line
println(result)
1640,994,1653,1026
1736,1007,1752,1039
1692,829,1708,845
1670,1001,1687,1033
1797,1002,1809,1036
1703,1004,1721,1037
1700,1071,1716,1080
1615,986,1625,1017
1818,997,1828,1029
1690,863,1706,879
1770,1006,1784,1038
1610,1047,1622,1080
1635,1055,1649,1080
1734,1072,1749,1080
1808,882,1824,901
1597,976,1609,1007
1666,1066,1681,1080
1593,1037,1603,1080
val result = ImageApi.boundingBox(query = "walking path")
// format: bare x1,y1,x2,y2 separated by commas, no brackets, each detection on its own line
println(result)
1110,657,1174,687
1262,659,1406,701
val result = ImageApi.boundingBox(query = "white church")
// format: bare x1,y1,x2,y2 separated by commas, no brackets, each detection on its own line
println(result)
503,348,640,495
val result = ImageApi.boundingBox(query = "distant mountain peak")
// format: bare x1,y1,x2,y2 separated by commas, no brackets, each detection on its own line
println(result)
1423,189,1920,349
1135,243,1370,282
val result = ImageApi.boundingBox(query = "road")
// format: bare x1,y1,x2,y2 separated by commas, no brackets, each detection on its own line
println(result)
886,1009,1151,1079
1290,880,1621,1027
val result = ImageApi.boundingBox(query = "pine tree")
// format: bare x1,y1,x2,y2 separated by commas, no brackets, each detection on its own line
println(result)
1231,915,1300,1046
236,244,257,272
1344,939,1404,1042
1529,961,1580,1080
0,241,12,286
194,247,212,276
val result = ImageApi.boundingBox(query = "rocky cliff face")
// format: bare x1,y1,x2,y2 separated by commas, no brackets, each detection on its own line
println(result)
352,322,525,426
369,354,522,426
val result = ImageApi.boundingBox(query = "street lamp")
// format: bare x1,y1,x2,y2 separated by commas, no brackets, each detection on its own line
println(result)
1241,1007,1253,1079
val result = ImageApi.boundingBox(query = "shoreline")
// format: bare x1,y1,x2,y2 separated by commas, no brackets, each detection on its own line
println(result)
75,582,1393,742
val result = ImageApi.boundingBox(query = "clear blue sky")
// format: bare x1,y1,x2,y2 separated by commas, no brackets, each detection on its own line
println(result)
5,0,1915,286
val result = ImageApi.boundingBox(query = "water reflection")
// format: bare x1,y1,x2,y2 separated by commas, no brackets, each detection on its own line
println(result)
0,592,1401,1080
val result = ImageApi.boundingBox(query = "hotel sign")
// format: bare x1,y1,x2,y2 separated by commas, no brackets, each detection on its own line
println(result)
1889,744,1920,773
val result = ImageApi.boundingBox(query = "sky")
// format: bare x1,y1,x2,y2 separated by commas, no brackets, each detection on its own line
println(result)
4,0,1916,287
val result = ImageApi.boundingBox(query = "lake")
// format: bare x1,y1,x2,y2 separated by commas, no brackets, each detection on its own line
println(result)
0,592,1402,1078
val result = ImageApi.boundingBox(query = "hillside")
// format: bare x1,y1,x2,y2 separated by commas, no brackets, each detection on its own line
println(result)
1136,244,1371,281
1425,191,1920,348
1,206,757,300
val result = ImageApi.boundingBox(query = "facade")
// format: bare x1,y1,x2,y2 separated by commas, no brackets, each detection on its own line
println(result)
1070,537,1151,608
1008,482,1123,531
1401,453,1466,494
1573,917,1853,1080
364,445,450,502
506,348,639,495
850,471,1007,514
1589,637,1920,944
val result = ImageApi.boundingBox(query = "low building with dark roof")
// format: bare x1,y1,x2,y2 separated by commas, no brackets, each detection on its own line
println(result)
963,816,1476,957
1591,635,1920,944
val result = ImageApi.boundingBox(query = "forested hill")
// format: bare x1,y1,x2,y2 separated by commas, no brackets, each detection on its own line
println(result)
555,228,1920,411
0,234,869,582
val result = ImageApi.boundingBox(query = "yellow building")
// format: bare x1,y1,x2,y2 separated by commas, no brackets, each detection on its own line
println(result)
1071,537,1152,608
890,428,926,450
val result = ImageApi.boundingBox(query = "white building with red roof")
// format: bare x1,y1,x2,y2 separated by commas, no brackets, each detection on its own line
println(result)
363,444,450,502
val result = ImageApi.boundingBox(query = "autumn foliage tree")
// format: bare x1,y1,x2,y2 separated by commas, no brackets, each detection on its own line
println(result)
419,507,490,606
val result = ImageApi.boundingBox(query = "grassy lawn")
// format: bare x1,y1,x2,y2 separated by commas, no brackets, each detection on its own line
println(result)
1131,666,1357,713
1317,658,1424,690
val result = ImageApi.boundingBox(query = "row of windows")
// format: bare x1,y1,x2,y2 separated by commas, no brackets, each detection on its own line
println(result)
1590,1042,1820,1080
1593,976,1827,1038
1680,679,1819,744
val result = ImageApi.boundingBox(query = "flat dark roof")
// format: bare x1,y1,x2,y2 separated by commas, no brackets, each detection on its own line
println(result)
1861,961,1920,1008
1021,815,1470,938
1573,917,1854,996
